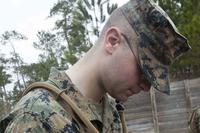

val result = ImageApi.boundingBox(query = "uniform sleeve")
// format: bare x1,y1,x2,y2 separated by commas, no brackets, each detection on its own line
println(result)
4,112,80,133
4,112,51,133
4,89,80,133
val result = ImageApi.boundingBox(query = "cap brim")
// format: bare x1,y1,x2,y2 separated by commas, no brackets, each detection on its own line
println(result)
138,45,170,95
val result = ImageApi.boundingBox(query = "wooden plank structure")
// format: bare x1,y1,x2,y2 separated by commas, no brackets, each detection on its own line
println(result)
124,77,200,133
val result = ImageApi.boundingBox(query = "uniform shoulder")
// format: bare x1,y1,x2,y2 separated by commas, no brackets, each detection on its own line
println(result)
1,88,80,133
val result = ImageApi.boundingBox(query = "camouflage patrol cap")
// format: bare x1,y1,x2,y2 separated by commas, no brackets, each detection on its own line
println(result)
120,0,191,95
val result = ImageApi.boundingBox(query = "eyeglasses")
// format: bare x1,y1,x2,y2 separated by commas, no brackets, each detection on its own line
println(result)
121,33,136,62
121,33,150,85
120,33,140,67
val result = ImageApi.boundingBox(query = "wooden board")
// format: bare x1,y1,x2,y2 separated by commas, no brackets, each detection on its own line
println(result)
124,77,200,133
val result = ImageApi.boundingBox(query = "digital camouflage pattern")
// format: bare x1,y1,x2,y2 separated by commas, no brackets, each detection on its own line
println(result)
0,67,122,133
189,107,200,133
120,0,191,95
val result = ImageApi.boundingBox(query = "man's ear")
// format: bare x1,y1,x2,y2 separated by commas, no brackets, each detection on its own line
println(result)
105,27,122,54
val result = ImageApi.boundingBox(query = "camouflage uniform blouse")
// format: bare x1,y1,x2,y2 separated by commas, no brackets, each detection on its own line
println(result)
0,68,123,133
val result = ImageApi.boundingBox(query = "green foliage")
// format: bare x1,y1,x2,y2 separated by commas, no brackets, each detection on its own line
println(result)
0,66,12,87
7,86,23,106
0,56,12,116
0,30,65,116
107,2,118,15
50,0,118,65
21,31,65,83
33,31,65,60
49,0,76,45
0,30,27,45
81,0,118,37
21,57,58,83
0,57,12,93
0,31,28,116
0,30,27,90
50,0,88,65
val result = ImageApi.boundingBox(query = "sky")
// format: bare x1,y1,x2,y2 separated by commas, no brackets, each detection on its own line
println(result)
0,0,57,63
0,0,128,64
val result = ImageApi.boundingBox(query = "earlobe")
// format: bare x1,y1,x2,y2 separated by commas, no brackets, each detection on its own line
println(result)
105,44,114,54
105,27,122,54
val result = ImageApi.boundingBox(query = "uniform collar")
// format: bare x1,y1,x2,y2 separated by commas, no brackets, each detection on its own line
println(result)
48,67,115,129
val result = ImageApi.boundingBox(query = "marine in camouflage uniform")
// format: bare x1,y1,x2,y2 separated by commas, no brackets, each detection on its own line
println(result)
0,67,122,133
0,0,191,132
120,0,190,94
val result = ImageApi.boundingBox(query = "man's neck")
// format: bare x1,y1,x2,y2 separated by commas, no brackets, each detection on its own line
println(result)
66,54,105,103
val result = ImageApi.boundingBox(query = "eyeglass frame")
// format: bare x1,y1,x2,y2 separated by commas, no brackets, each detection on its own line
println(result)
120,33,150,84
